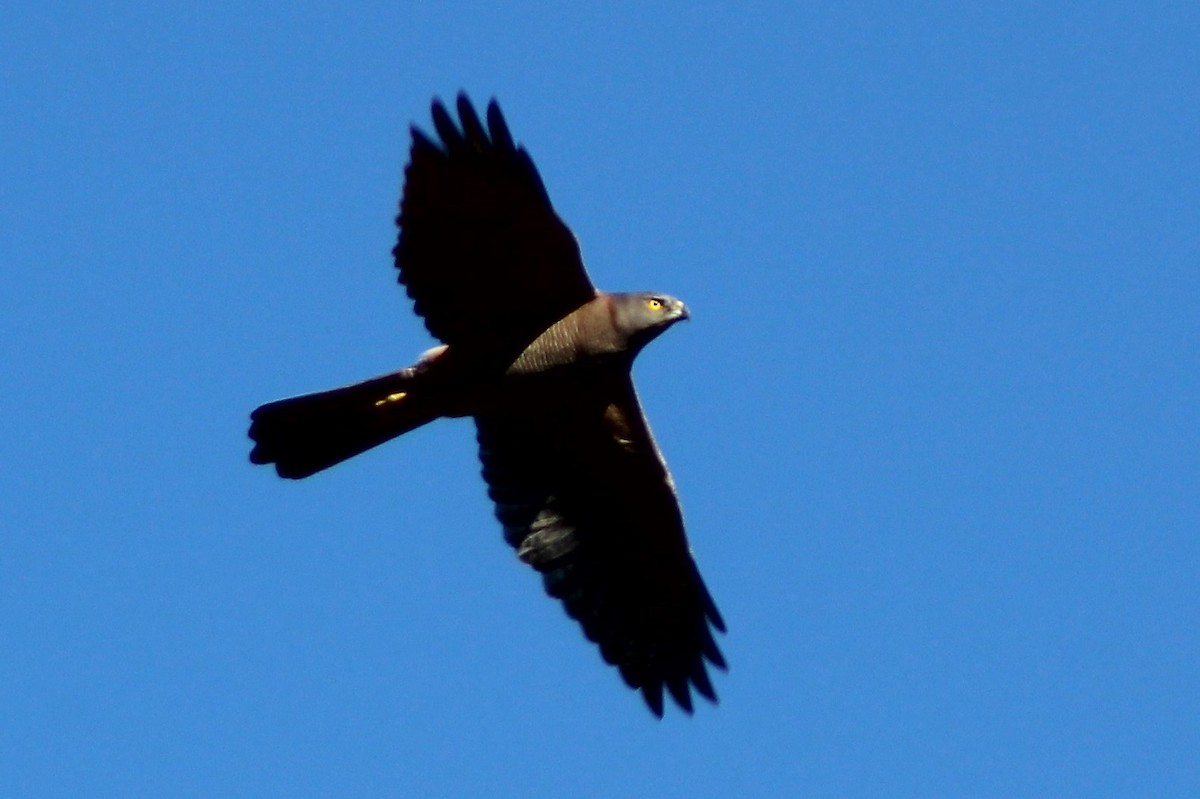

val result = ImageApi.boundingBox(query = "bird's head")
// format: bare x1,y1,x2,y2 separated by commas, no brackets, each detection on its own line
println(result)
611,292,690,353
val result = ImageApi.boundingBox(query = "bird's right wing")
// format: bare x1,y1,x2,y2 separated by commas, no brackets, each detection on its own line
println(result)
395,93,597,347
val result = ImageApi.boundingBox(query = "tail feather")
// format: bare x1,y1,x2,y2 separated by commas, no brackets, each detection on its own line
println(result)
249,368,440,479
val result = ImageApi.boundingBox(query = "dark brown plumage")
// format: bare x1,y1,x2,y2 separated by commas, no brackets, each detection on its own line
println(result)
249,93,725,716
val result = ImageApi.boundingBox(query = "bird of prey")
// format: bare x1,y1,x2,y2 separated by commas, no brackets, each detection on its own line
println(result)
248,93,725,716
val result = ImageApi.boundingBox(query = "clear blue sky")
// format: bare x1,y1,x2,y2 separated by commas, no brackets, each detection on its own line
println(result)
3,3,1198,796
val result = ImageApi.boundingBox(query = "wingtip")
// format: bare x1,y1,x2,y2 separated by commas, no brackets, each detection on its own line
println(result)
430,98,463,150
690,660,718,704
701,628,727,671
666,676,694,715
486,99,515,153
641,682,665,718
455,93,488,149
410,123,431,142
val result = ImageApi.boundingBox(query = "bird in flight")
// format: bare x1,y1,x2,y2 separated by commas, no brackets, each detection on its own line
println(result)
248,93,726,716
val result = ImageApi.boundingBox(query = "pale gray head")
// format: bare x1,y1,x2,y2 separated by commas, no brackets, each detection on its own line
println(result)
610,292,690,353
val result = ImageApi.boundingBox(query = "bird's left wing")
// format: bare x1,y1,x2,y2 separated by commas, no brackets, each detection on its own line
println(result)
474,373,726,716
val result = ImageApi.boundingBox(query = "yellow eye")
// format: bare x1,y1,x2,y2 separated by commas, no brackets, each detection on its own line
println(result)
646,298,664,311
